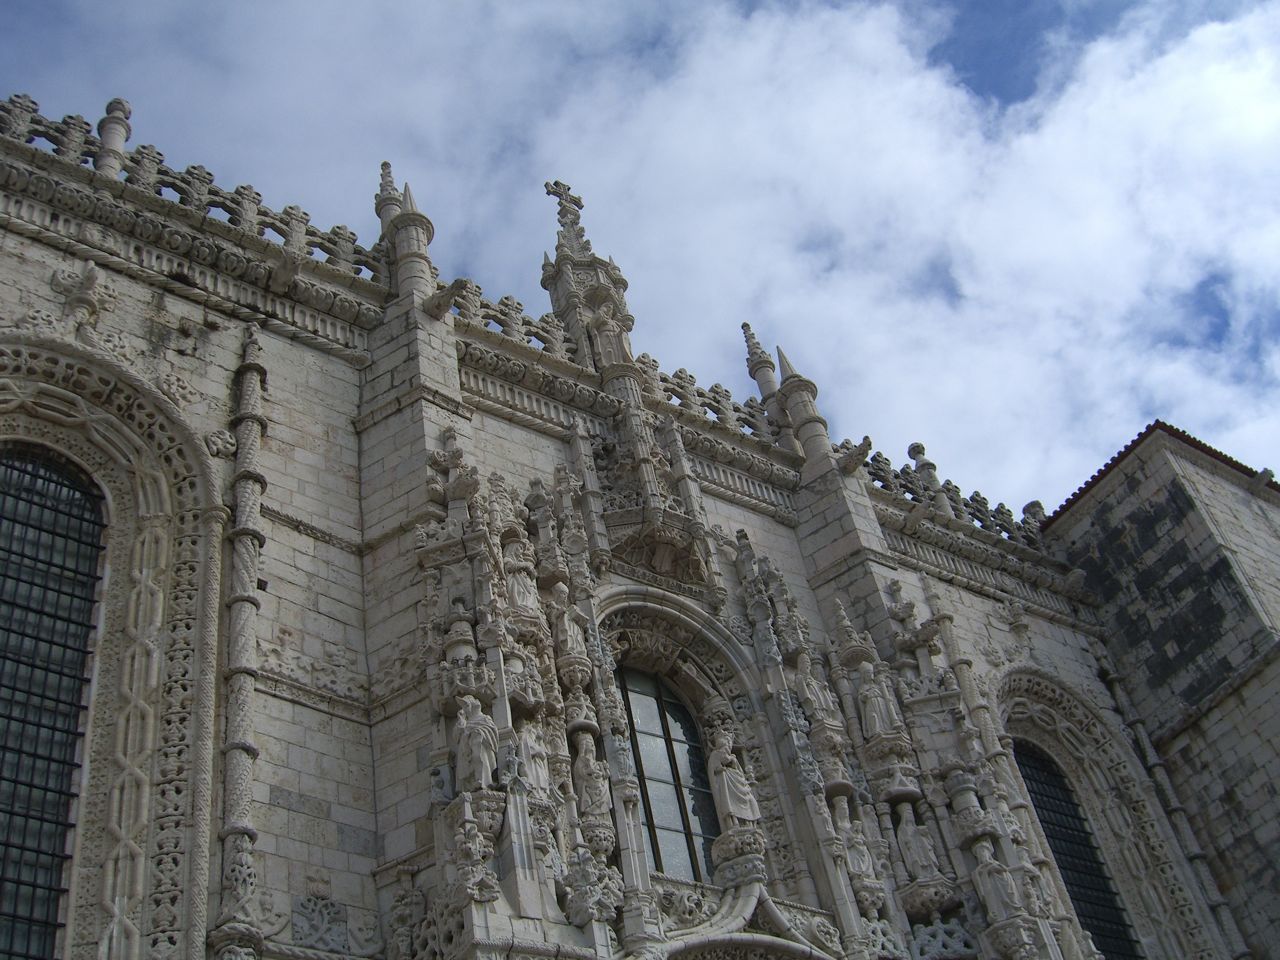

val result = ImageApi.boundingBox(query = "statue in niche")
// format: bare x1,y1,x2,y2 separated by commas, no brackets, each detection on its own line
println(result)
552,582,588,656
589,300,632,367
971,837,1022,922
796,646,839,718
573,731,612,818
896,803,942,880
455,695,499,791
857,661,902,740
708,728,760,828
1016,847,1050,919
503,540,540,613
831,795,876,878
521,721,551,795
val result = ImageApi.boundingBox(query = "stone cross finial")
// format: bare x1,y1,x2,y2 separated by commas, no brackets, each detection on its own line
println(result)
544,180,593,258
545,179,583,215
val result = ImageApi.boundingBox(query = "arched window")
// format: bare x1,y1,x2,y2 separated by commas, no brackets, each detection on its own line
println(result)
0,445,105,960
1014,740,1143,960
617,669,720,883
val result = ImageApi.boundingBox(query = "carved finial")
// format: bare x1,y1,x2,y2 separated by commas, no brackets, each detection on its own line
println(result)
94,97,133,179
375,160,404,226
242,324,265,371
104,98,132,121
777,346,799,381
545,179,583,219
544,180,592,258
908,443,941,491
742,322,773,372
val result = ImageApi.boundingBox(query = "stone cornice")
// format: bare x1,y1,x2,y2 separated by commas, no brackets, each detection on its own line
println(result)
871,491,1095,614
0,145,385,365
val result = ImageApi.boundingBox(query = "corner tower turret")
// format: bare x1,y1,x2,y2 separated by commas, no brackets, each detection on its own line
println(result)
777,346,834,466
375,161,436,299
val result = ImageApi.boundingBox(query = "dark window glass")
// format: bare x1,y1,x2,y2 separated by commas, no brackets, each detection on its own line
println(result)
0,446,105,960
619,669,719,882
1015,741,1143,960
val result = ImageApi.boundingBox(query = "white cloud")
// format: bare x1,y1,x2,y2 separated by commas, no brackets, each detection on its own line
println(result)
2,0,1276,511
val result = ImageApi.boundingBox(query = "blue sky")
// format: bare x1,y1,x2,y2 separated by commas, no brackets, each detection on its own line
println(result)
2,0,1277,511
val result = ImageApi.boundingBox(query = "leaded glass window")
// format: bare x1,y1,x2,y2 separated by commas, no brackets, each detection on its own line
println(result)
1015,740,1143,960
0,445,106,960
618,669,719,882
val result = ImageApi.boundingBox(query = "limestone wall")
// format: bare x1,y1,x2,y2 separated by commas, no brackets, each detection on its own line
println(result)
1052,432,1280,954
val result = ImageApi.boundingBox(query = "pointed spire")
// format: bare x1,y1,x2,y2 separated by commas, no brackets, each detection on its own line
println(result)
777,346,799,381
776,345,829,463
402,181,419,213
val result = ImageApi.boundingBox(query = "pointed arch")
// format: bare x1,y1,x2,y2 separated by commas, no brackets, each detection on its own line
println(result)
0,334,222,960
997,670,1229,960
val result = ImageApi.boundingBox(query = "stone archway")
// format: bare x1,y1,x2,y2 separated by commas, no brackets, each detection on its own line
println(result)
593,589,817,926
0,335,221,960
998,670,1229,960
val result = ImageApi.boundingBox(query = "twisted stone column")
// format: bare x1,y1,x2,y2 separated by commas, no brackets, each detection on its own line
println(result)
211,327,268,959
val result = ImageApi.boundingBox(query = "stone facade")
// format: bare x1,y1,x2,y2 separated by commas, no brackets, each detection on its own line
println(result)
0,95,1274,960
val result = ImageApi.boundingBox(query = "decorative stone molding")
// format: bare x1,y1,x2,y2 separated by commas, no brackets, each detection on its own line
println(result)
0,335,218,960
999,671,1232,960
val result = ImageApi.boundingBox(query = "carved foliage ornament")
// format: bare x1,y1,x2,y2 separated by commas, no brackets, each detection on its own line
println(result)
0,341,216,960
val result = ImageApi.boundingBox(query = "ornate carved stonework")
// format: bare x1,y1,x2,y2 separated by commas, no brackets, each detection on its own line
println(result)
0,94,1255,960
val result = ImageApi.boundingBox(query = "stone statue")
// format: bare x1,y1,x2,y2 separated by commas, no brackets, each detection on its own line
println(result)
503,540,539,613
896,803,941,880
708,728,760,827
551,582,588,656
832,796,876,878
573,731,611,818
857,661,902,740
455,695,499,791
797,646,838,718
521,721,551,794
972,838,1022,922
